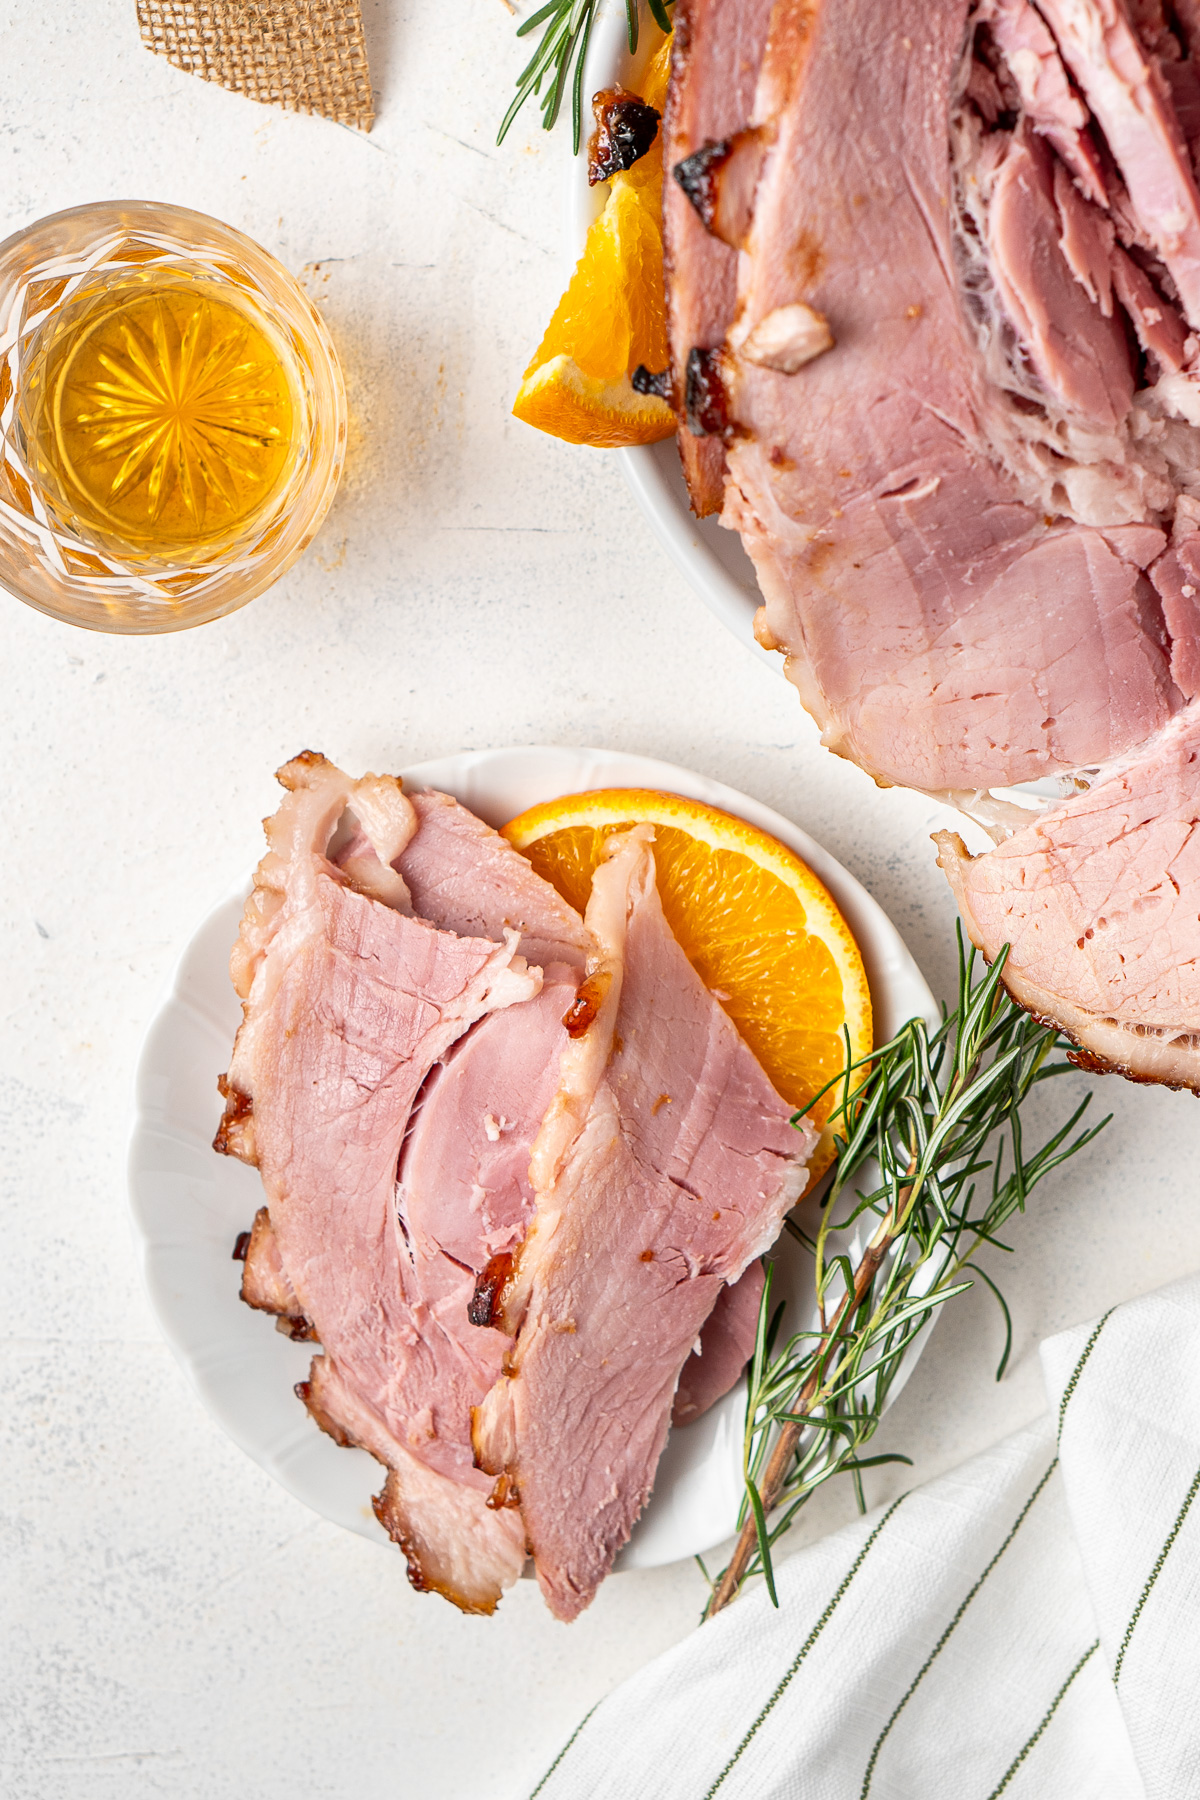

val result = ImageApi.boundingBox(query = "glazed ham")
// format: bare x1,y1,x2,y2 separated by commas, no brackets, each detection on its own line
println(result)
472,827,813,1621
218,758,794,1616
665,0,1200,1082
937,699,1200,1083
673,1258,765,1425
215,754,580,1612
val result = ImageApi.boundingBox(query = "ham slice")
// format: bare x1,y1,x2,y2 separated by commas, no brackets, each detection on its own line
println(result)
663,0,775,514
472,828,813,1620
219,760,802,1612
239,1204,308,1332
383,964,579,1498
984,0,1107,202
672,1260,765,1425
1036,0,1200,326
398,788,591,973
662,0,1200,1080
215,754,566,1613
398,971,580,1270
986,122,1134,423
937,698,1200,1087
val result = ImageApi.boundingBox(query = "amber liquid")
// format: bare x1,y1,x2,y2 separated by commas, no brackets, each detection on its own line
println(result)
20,270,300,563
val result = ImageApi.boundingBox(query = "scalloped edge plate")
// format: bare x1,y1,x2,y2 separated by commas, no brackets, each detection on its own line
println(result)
127,745,935,1573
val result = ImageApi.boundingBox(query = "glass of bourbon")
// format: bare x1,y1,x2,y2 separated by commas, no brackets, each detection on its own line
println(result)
0,201,345,632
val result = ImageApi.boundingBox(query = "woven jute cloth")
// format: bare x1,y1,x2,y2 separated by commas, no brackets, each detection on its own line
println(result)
137,0,374,130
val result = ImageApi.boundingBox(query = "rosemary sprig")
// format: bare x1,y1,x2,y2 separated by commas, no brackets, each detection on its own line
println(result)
498,0,674,152
706,932,1109,1618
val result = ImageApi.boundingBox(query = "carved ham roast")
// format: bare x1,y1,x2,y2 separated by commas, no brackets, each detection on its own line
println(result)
472,826,812,1620
664,0,1200,1085
215,757,812,1617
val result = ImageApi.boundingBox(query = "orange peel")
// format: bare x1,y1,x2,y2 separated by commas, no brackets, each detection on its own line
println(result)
513,36,676,449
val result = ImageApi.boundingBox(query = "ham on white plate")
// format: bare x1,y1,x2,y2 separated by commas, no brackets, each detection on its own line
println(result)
215,756,815,1617
663,0,1200,1086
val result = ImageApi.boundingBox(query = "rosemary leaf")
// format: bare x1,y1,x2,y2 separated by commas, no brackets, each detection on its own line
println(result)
705,930,1108,1618
746,1477,778,1609
969,1262,1015,1381
500,0,675,151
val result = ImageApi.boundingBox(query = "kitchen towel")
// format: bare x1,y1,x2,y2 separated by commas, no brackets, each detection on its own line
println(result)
531,1273,1200,1799
137,0,374,130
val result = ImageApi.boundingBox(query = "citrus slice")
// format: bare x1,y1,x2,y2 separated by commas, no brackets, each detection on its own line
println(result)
502,788,873,1183
512,35,676,449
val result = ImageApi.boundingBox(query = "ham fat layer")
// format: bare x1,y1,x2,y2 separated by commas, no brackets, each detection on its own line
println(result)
472,827,814,1621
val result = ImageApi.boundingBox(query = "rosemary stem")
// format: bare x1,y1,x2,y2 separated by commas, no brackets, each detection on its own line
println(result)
703,934,1106,1616
707,1207,902,1617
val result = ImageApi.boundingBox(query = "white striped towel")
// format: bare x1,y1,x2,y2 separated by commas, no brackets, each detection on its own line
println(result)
529,1273,1200,1799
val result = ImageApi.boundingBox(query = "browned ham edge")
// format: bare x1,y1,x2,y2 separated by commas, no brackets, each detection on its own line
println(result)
663,0,776,513
673,126,772,248
239,1206,315,1339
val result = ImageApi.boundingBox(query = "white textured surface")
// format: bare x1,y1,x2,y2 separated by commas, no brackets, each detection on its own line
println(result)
2,4,1199,1798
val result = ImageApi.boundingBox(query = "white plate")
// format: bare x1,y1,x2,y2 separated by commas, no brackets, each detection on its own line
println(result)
568,2,767,660
127,746,936,1573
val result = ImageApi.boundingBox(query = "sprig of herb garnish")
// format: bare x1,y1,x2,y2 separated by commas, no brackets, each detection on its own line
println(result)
704,933,1109,1618
498,0,673,152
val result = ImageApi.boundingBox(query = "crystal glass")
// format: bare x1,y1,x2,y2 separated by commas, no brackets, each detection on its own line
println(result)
0,201,346,633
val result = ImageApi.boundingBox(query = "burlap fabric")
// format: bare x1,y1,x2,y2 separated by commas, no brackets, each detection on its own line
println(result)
137,0,374,131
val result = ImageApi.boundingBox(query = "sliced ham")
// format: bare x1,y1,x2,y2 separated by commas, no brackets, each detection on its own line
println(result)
401,950,756,1431
218,758,809,1614
1036,0,1200,326
936,698,1200,1087
381,965,578,1503
661,0,1200,1077
395,788,591,973
662,0,1200,788
987,121,1134,422
398,970,579,1270
239,1204,308,1333
703,0,1180,793
1111,242,1191,371
472,828,813,1621
984,0,1107,202
215,754,556,1613
673,1259,765,1425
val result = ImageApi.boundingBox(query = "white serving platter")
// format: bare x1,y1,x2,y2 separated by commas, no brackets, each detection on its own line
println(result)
127,745,936,1573
568,1,768,661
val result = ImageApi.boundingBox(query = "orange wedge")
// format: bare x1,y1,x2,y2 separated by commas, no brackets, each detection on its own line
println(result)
502,788,873,1182
513,35,676,449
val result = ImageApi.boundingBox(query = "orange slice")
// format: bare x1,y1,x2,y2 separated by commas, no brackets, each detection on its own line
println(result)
512,35,676,449
502,788,873,1182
